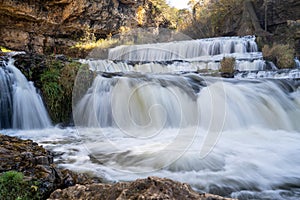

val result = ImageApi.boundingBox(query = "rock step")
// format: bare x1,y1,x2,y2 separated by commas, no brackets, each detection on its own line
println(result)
48,176,237,200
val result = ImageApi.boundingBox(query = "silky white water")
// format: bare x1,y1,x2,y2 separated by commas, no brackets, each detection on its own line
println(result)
108,36,258,61
2,36,300,199
0,57,51,129
82,35,300,76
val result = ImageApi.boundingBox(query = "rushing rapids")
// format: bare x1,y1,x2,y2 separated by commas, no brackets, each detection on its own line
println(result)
0,57,51,129
3,36,300,199
68,36,300,199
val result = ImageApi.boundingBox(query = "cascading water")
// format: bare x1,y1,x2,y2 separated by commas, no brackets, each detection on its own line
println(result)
0,57,51,129
108,36,258,61
74,74,300,131
5,36,300,200
295,57,300,69
66,36,300,199
81,36,266,73
0,61,13,129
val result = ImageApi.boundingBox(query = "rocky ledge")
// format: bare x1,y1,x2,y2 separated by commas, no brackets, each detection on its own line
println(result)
49,176,235,200
0,134,95,199
0,134,235,200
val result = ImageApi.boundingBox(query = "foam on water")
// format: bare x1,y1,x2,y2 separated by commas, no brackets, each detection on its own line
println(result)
4,124,300,200
4,77,296,199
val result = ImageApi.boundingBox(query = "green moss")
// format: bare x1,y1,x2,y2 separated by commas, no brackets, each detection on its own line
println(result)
0,171,40,200
13,54,94,125
40,58,91,124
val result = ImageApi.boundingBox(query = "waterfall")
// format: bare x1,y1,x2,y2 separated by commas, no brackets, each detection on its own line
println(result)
76,35,300,130
295,57,300,68
0,57,51,129
108,36,258,61
74,74,201,129
81,36,270,73
81,56,265,73
74,73,300,131
5,36,300,199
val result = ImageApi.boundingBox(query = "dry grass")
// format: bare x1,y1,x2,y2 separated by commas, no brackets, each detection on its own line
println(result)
220,57,236,74
0,46,12,53
262,44,295,69
74,38,119,50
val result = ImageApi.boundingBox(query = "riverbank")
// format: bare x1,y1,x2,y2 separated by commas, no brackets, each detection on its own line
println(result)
0,133,235,200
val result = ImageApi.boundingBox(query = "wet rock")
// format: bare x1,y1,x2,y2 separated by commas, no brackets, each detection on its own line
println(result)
221,72,234,78
35,156,51,165
0,134,95,199
48,176,236,200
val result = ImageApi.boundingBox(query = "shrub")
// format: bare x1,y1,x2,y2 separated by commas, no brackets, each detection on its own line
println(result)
0,171,40,200
220,57,236,74
262,44,295,69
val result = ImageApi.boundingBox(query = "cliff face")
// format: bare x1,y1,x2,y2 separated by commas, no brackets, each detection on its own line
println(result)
0,0,164,55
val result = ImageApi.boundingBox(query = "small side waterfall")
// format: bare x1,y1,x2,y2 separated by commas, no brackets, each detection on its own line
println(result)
0,57,51,129
0,62,13,128
295,57,300,68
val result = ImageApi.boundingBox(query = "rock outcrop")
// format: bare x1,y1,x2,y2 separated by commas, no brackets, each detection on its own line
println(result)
48,176,236,200
0,0,167,56
0,134,96,199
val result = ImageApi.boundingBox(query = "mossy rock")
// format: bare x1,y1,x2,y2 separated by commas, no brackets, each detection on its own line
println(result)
40,58,92,124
